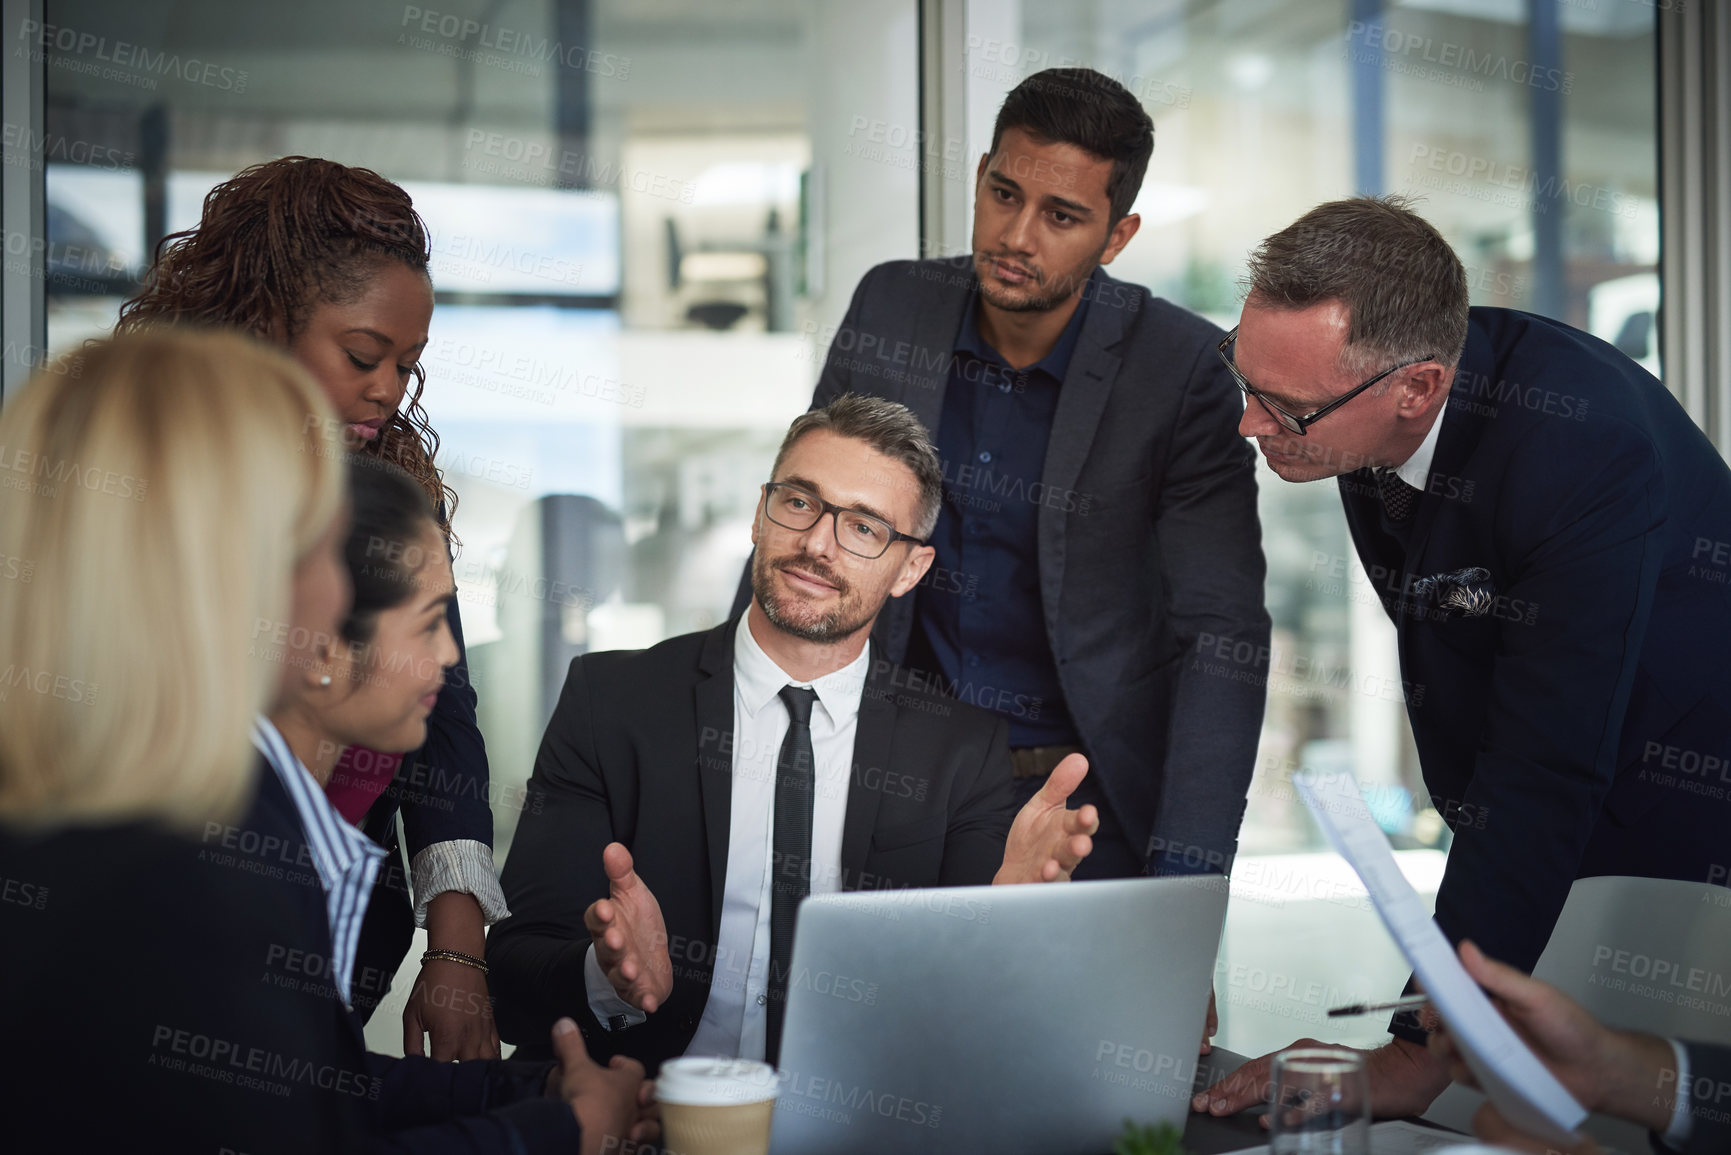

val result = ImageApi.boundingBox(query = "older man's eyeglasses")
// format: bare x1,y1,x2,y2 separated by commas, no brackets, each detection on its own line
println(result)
1217,326,1435,436
762,482,926,560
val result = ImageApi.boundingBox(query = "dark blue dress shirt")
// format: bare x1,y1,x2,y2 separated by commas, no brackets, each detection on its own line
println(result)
906,275,1095,747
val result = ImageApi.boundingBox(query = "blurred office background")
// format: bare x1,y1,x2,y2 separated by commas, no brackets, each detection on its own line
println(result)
17,0,1671,1054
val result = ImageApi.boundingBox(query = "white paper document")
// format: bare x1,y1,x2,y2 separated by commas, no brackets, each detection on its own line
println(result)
1293,767,1588,1145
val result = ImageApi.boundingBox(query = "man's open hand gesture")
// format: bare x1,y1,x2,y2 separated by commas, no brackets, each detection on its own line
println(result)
994,753,1099,884
584,843,674,1013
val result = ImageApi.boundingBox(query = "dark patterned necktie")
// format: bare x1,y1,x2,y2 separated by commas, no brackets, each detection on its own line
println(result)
766,684,817,1064
1377,469,1421,522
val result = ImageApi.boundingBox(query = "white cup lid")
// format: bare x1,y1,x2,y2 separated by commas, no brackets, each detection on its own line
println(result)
655,1057,780,1106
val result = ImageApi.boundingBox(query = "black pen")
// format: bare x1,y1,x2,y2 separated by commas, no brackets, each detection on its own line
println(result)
1326,994,1431,1018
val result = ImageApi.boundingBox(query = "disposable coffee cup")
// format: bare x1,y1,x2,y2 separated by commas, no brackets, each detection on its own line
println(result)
655,1056,780,1155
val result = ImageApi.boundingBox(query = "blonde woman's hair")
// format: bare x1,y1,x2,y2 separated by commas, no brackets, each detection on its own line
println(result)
0,329,345,829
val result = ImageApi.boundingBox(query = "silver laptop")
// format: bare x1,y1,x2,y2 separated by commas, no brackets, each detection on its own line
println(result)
769,875,1228,1155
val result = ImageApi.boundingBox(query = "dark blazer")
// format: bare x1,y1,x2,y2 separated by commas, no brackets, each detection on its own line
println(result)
487,615,1015,1072
1668,1040,1731,1155
794,257,1270,873
1340,308,1731,975
0,804,367,1153
0,762,578,1154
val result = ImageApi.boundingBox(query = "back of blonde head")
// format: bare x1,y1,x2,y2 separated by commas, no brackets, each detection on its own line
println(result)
0,329,344,829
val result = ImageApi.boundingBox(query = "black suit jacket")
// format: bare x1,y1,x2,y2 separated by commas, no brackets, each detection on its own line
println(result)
237,761,582,1151
791,257,1271,873
0,762,578,1154
1341,308,1731,979
0,802,367,1153
487,615,1015,1071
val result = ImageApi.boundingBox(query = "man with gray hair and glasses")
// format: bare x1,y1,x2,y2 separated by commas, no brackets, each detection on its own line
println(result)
1197,196,1731,1125
489,393,1099,1074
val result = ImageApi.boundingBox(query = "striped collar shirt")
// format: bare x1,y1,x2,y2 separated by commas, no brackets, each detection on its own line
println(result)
251,717,387,1007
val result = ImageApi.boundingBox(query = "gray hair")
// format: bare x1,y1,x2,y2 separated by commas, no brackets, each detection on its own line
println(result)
1244,195,1469,380
772,393,943,539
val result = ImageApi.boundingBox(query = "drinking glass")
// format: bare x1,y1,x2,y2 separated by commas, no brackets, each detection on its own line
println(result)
1267,1046,1370,1155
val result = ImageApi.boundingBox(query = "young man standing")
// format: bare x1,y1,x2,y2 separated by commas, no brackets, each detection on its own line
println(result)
791,68,1271,883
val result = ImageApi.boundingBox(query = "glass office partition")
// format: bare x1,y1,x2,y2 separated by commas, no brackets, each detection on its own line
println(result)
37,0,921,855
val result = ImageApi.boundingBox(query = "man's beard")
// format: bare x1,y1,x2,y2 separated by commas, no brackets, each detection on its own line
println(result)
973,246,1104,313
752,552,875,644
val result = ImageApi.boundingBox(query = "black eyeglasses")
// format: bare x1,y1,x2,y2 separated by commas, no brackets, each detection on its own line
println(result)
761,482,926,560
1216,326,1435,435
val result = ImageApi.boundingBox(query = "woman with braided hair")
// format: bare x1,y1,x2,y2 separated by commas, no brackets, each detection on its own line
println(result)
118,156,507,1061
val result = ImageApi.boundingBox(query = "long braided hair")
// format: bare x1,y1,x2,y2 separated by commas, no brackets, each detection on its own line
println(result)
116,156,456,533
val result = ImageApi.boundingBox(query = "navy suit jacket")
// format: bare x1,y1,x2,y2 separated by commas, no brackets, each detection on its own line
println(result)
1341,307,1731,975
242,759,581,1152
487,616,1014,1073
787,256,1271,874
0,760,577,1153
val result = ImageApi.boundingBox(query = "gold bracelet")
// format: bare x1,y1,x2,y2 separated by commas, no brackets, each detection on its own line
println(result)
422,948,489,975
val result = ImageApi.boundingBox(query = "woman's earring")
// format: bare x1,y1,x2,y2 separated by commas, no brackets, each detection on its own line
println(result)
319,675,333,687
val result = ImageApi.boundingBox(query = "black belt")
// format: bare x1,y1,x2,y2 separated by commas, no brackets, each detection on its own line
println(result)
1008,744,1083,779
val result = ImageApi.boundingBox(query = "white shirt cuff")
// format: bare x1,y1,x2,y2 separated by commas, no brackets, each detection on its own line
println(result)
1662,1037,1693,1150
409,839,511,927
585,944,649,1030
